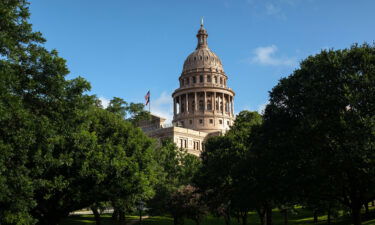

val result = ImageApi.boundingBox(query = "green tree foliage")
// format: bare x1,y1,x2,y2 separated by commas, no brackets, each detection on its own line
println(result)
105,97,150,125
0,1,157,224
195,111,263,225
263,44,375,225
168,185,208,225
148,139,201,221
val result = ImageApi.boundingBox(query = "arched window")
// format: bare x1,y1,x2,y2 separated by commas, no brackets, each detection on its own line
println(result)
193,76,196,83
192,100,195,111
207,75,211,82
200,75,203,83
214,76,217,83
220,77,223,84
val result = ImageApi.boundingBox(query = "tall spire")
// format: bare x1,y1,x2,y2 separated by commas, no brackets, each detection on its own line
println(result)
196,18,208,49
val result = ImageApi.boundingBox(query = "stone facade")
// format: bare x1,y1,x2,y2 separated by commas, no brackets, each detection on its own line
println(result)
139,22,235,156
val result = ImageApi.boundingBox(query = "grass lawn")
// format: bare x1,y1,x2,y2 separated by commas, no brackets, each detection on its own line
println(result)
61,214,139,225
61,207,375,225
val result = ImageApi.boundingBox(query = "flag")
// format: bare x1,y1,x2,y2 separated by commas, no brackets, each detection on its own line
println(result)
145,91,150,105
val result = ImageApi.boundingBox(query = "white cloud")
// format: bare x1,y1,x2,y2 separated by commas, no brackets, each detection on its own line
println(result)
250,45,297,67
99,96,110,108
150,91,173,124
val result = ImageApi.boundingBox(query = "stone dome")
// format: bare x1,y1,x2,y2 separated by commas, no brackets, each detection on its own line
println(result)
182,23,224,73
182,48,224,72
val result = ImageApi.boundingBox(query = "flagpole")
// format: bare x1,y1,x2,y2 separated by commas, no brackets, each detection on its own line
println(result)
149,91,151,114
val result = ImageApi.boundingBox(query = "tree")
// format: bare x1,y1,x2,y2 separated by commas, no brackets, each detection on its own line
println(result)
0,1,158,224
147,139,202,223
263,44,375,225
195,111,263,225
0,1,46,223
85,106,157,225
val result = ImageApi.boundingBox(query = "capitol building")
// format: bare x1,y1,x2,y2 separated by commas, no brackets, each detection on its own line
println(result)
139,22,235,156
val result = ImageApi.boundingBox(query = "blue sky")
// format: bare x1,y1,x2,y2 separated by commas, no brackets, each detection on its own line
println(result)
29,0,375,122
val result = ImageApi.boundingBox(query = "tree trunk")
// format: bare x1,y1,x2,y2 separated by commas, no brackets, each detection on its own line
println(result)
119,209,125,223
223,214,231,225
112,208,119,221
364,203,369,215
283,210,288,225
242,213,248,225
91,206,101,225
313,210,318,223
265,206,272,225
351,204,362,225
257,208,266,225
327,205,331,225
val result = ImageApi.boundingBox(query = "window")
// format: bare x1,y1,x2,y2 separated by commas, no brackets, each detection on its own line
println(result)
220,77,223,84
200,75,203,83
214,76,217,83
193,77,196,83
180,139,183,148
219,120,223,124
186,78,189,84
193,141,200,150
227,121,230,125
199,119,203,124
189,120,193,125
209,119,213,124
199,100,204,111
184,139,187,148
207,75,211,82
207,100,212,110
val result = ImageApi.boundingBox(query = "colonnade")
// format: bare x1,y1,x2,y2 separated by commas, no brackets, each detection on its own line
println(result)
173,91,234,116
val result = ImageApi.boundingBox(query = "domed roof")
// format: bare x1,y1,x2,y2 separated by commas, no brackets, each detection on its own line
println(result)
182,23,224,73
183,48,223,72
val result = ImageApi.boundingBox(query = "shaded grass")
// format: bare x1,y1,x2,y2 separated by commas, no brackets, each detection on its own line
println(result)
61,214,138,225
61,207,375,225
142,207,375,225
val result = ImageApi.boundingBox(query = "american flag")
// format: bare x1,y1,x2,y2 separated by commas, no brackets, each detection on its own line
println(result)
145,91,150,105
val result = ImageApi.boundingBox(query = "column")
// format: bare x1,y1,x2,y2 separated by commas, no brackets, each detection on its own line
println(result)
173,98,176,115
204,91,207,111
231,97,234,115
194,92,197,112
222,93,225,115
213,92,216,113
230,96,233,116
179,95,181,114
185,93,189,113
